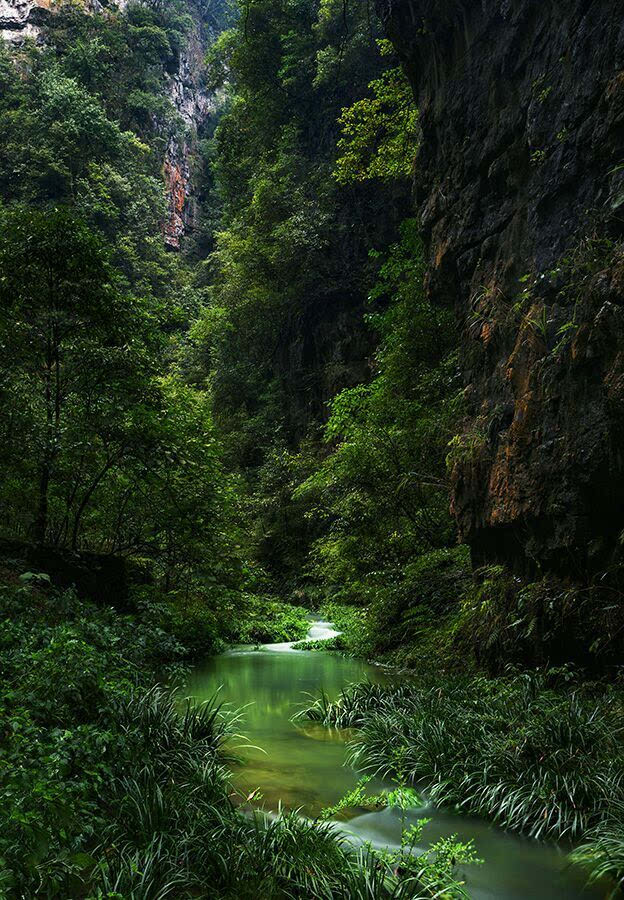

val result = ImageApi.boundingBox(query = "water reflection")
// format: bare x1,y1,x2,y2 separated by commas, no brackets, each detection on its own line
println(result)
183,623,602,900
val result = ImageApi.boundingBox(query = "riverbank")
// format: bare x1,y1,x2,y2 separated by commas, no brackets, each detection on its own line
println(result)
0,575,476,898
183,618,608,900
296,606,624,896
2,550,617,898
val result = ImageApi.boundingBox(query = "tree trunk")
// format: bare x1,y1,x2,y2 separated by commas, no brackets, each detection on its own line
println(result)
33,463,50,546
33,336,53,546
70,456,119,550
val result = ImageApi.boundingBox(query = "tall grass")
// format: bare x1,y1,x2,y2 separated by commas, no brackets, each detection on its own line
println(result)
570,805,624,898
69,686,469,899
299,674,624,842
95,688,473,898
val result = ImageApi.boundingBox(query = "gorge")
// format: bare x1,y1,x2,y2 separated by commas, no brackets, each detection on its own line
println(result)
0,0,623,897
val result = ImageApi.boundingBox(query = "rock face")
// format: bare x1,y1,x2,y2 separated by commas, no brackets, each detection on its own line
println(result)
377,0,624,578
0,0,54,41
163,19,220,251
0,0,127,42
0,0,219,251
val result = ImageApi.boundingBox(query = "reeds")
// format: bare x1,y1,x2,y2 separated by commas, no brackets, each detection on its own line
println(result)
299,674,624,842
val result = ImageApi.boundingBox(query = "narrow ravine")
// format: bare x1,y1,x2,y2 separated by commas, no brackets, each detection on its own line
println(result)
184,620,602,900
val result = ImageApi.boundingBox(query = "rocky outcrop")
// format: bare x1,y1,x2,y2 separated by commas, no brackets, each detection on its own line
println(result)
163,18,221,250
0,0,126,42
0,0,54,41
377,0,624,577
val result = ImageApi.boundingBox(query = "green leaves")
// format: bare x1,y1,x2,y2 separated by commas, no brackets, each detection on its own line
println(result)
335,65,420,184
297,220,460,605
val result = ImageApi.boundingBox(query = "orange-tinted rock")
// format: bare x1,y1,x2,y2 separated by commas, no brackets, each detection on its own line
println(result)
378,0,624,577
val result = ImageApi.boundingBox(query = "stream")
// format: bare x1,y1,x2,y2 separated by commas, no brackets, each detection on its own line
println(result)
183,619,602,900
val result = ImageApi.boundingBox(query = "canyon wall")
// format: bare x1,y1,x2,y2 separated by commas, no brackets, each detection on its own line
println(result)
0,0,220,250
378,0,624,578
0,0,127,43
162,10,219,250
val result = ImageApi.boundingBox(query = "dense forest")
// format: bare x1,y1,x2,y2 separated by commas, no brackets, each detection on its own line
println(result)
1,0,623,897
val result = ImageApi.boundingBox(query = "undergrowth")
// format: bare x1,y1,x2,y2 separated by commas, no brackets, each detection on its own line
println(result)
142,585,310,656
0,579,474,898
299,672,624,848
318,547,472,669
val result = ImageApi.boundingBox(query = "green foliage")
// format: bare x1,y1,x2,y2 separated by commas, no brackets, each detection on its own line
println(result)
0,13,242,597
297,221,461,615
320,777,479,899
570,807,624,897
0,580,184,895
291,633,346,651
335,53,419,184
456,568,624,673
222,593,311,644
320,775,422,820
359,547,471,666
0,577,481,899
246,443,325,590
367,818,480,900
0,204,157,543
0,4,484,897
302,673,624,842
0,206,237,585
188,0,407,588
292,526,470,670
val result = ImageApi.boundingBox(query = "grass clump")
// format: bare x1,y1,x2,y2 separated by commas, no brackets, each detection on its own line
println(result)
291,634,347,651
570,807,624,897
299,672,624,843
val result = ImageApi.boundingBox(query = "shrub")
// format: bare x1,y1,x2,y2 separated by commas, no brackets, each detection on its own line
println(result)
319,547,471,668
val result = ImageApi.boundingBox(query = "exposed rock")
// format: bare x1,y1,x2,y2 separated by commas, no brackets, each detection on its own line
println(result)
0,0,53,42
0,0,127,43
377,0,624,577
0,537,152,610
0,0,221,251
162,18,221,251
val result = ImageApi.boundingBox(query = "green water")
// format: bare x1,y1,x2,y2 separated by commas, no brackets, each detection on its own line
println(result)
183,620,603,900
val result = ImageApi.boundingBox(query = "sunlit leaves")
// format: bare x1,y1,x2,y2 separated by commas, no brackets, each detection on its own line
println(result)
335,64,420,184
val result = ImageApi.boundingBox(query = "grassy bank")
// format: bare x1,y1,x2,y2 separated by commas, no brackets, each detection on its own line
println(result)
0,577,474,898
300,673,624,893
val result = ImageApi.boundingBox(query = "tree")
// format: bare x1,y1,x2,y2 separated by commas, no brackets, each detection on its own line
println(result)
0,205,155,545
334,44,419,184
296,220,460,601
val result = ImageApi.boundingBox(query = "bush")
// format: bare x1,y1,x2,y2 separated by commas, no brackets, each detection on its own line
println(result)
319,547,471,668
456,568,624,674
0,581,187,896
225,594,310,644
133,585,311,656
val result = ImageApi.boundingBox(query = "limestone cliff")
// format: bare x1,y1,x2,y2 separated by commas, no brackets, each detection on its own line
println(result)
163,11,221,250
0,0,221,250
378,0,624,578
0,0,128,43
